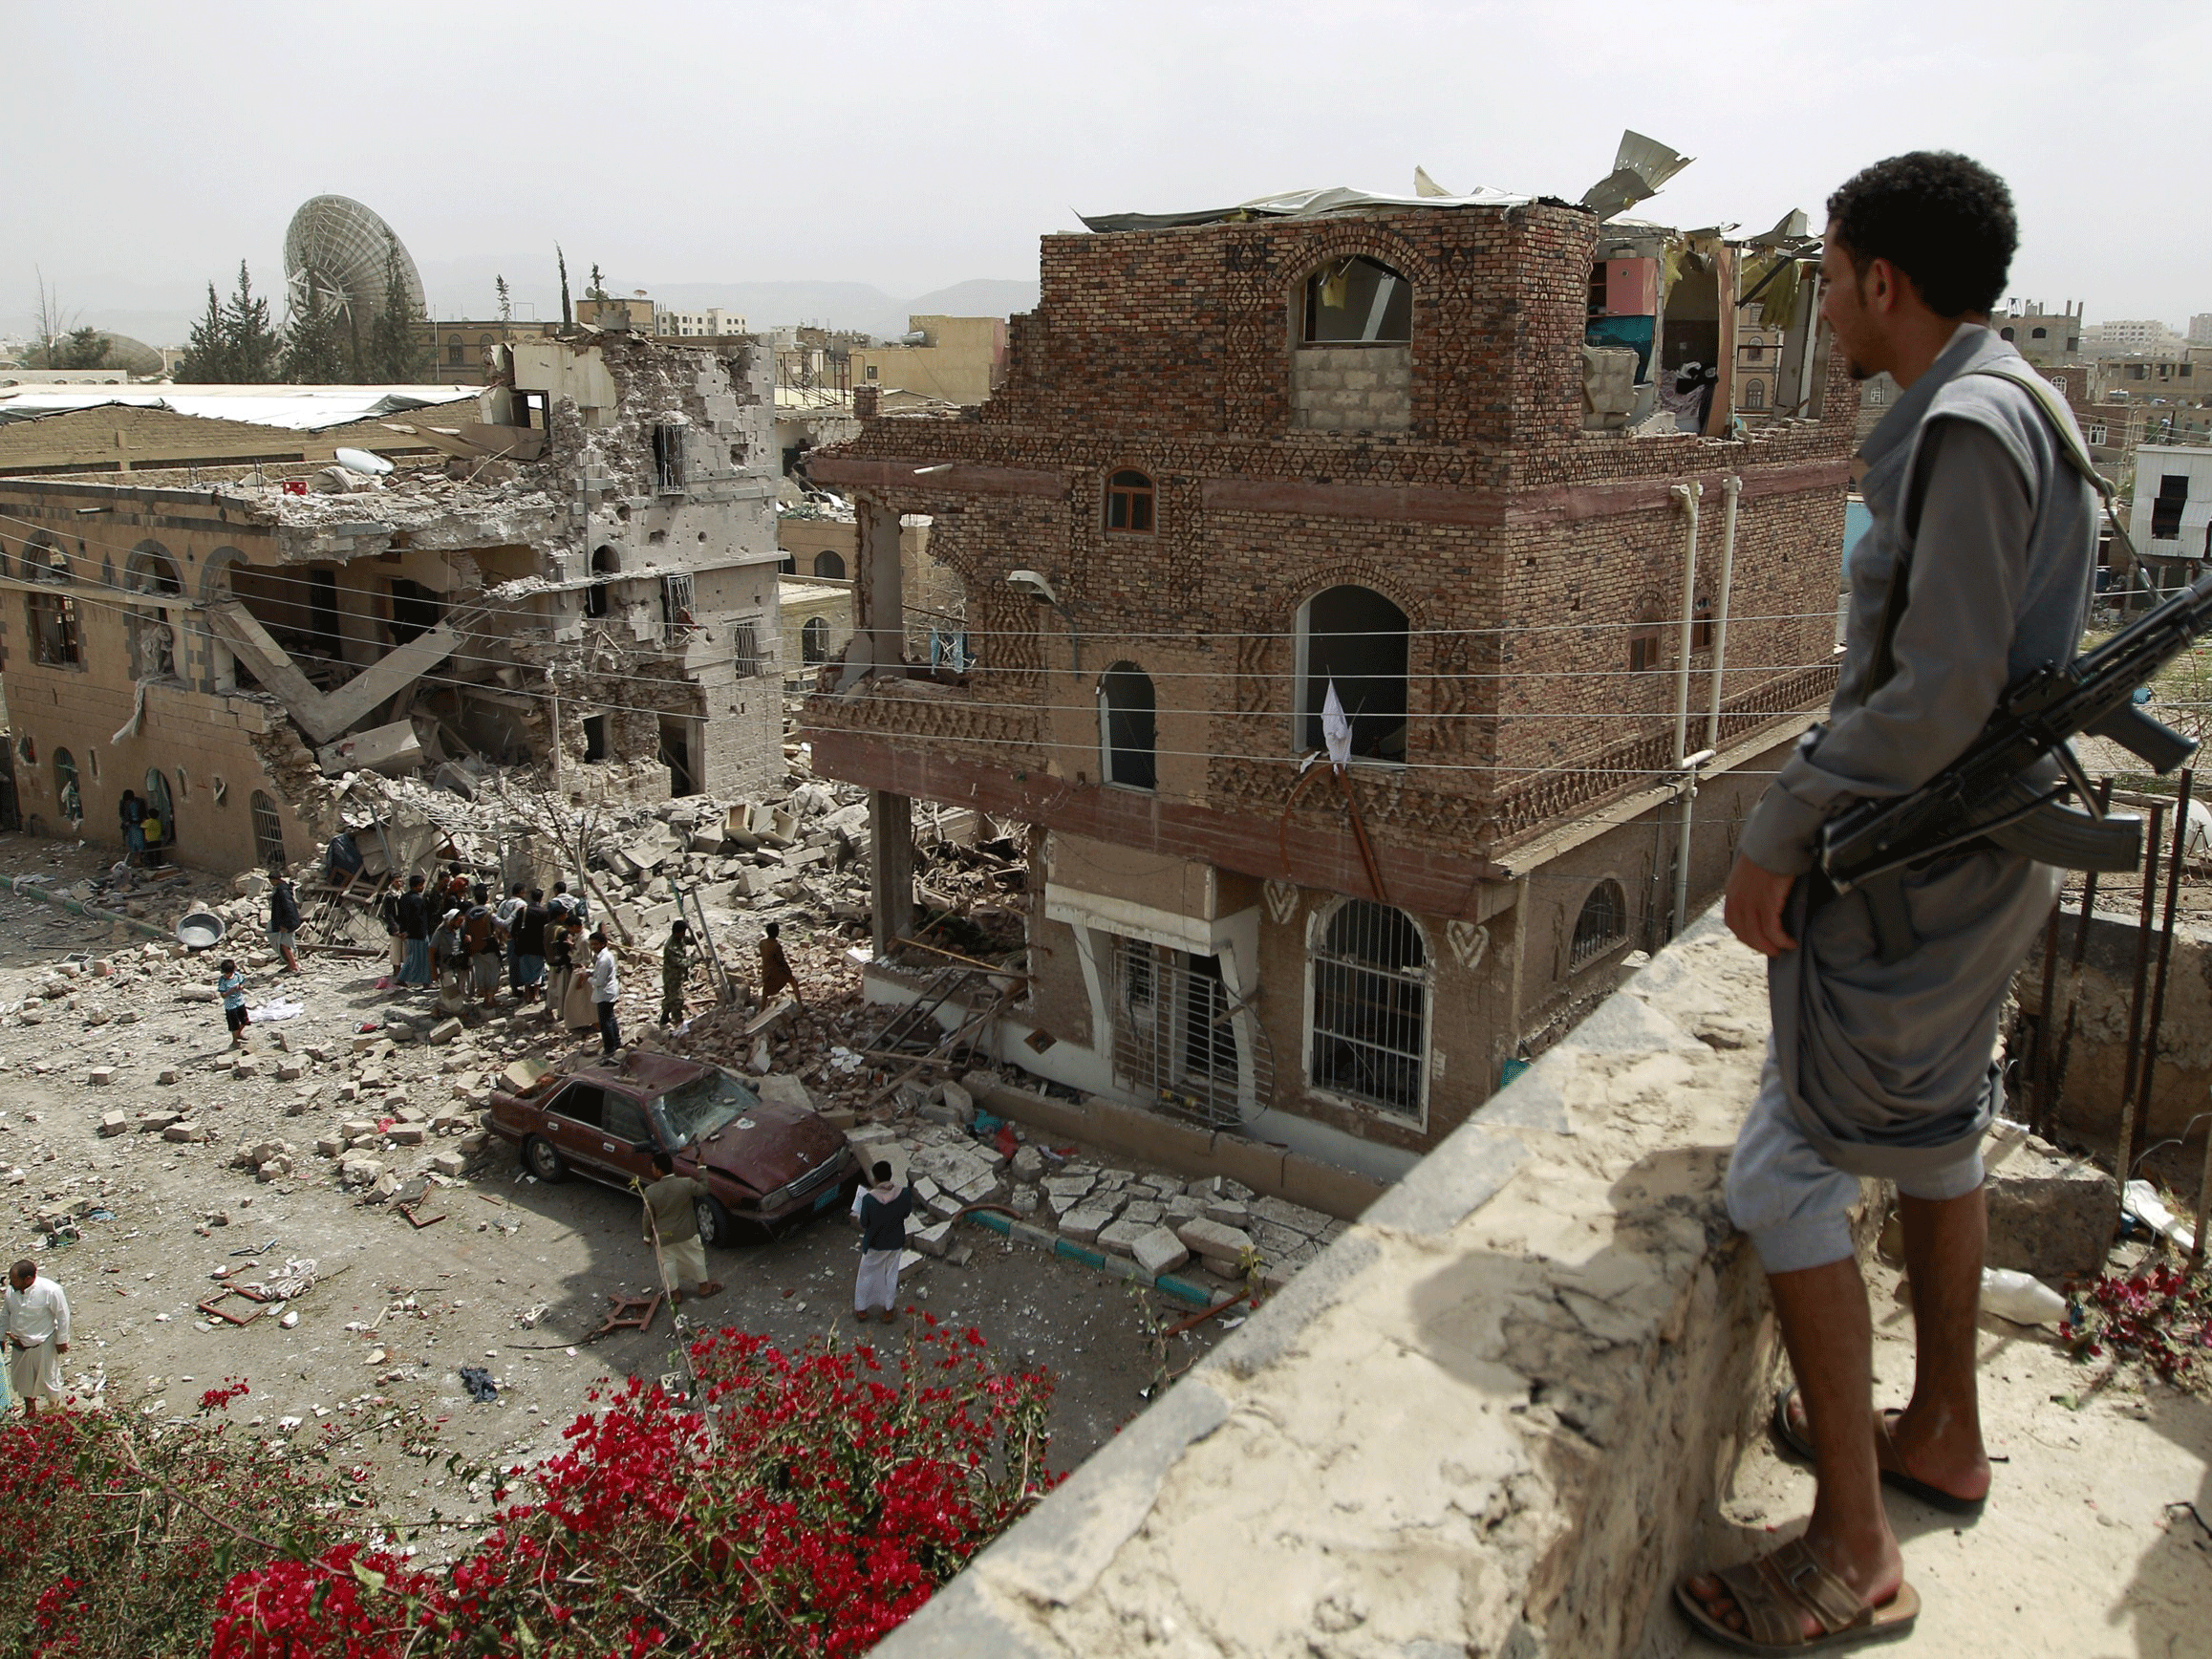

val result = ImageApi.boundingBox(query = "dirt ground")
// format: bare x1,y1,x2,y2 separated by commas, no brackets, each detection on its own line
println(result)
1684,1255,2212,1658
0,833,1225,1519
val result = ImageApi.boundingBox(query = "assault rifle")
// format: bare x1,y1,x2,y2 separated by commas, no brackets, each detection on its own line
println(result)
1820,568,2212,913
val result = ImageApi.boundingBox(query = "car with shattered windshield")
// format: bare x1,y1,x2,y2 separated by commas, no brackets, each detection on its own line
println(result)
485,1051,859,1245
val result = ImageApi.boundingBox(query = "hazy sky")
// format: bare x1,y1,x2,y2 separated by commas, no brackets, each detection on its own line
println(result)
9,0,2204,337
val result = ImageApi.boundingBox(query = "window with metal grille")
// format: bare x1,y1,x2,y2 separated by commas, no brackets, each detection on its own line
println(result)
249,791,286,870
652,423,686,493
1105,469,1155,533
1571,879,1628,969
729,619,762,678
1111,938,1266,1129
661,572,696,645
1310,900,1427,1118
813,549,847,579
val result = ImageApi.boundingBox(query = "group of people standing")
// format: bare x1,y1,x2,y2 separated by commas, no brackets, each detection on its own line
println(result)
378,870,623,1052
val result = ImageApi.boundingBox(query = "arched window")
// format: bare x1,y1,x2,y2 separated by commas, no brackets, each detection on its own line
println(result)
1106,469,1155,533
1310,900,1428,1117
812,549,847,580
125,547,183,679
1303,257,1412,344
1098,661,1157,789
2030,326,2048,340
53,749,81,823
1744,378,1766,409
1745,342,1764,362
250,791,286,870
1571,879,1628,968
801,616,829,665
585,546,619,619
1298,585,1407,764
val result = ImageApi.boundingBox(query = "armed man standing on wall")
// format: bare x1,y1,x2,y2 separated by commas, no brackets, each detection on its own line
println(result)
1680,154,2098,1652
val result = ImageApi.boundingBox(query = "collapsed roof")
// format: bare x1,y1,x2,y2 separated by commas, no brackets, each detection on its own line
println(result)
0,384,482,432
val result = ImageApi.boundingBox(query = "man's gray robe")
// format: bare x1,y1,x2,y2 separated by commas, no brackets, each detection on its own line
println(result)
1738,324,2098,1182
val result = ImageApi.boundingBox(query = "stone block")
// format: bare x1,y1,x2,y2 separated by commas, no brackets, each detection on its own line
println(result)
1174,1217,1254,1267
1096,1217,1152,1259
97,1110,128,1136
1010,1145,1045,1183
387,1125,426,1146
276,1060,307,1082
429,1018,463,1045
315,1134,347,1157
1059,1204,1117,1244
755,1073,816,1112
1205,1198,1251,1229
910,1219,955,1258
163,1121,203,1143
1985,1120,2111,1280
1132,1227,1192,1278
86,1066,115,1087
430,1152,466,1177
156,1068,179,1086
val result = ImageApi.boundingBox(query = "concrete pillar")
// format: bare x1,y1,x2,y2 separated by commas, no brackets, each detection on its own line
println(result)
870,788,914,953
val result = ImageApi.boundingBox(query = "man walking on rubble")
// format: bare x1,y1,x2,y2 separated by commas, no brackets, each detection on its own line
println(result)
660,918,692,1027
757,920,801,1007
3,1260,71,1418
395,873,433,989
848,1160,912,1325
1680,154,2097,1652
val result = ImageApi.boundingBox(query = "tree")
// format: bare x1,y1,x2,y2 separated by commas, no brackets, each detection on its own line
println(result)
367,230,423,381
280,281,347,383
494,272,511,323
31,269,78,367
55,326,112,370
175,281,229,381
556,244,571,330
587,261,609,300
221,261,280,381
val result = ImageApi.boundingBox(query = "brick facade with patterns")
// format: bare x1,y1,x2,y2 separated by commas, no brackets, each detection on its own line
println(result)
803,203,1853,1147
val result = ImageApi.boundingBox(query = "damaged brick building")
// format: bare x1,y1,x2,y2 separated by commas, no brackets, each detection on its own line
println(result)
0,331,784,871
803,180,1856,1161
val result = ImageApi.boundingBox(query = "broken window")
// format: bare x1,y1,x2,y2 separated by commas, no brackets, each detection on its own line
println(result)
583,714,610,763
1303,257,1411,344
812,550,847,579
388,578,440,645
585,548,618,621
27,591,82,667
661,572,696,646
730,619,762,679
652,423,686,494
1310,900,1427,1119
1299,585,1407,764
1106,469,1155,533
2154,475,2189,540
801,616,829,665
250,790,286,870
52,749,80,823
1098,661,1157,790
1571,879,1628,969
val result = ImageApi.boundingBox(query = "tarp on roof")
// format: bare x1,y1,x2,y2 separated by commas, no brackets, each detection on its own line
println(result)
0,384,482,432
1079,183,1533,234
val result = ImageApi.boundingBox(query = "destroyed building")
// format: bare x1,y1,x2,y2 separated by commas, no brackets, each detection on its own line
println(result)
802,161,1857,1159
0,331,785,870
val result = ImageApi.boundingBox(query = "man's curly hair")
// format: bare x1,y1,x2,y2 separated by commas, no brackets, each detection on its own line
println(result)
1827,152,2016,317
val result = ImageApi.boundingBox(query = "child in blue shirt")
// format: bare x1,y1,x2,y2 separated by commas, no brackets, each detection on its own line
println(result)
217,959,248,1048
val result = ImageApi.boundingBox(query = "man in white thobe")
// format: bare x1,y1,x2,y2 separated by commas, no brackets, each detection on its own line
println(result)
4,1260,70,1416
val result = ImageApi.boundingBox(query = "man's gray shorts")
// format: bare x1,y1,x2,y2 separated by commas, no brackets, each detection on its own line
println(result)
1727,1039,1986,1275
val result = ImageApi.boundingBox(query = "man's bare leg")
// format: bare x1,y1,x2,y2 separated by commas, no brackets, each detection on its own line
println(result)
1687,1257,1902,1637
1888,1186,1992,1497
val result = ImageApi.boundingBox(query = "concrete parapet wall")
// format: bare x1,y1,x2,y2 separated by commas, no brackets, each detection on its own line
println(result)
874,910,1875,1659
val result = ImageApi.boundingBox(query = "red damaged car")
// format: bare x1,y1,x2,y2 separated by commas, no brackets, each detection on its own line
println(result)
485,1051,859,1246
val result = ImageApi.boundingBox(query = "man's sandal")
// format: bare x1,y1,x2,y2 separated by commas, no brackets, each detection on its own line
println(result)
1676,1539,1920,1654
1770,1387,1987,1516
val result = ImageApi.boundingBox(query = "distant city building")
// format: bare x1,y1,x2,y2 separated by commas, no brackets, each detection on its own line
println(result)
2191,313,2212,346
1733,299,1786,414
847,315,1009,406
656,307,747,338
2090,317,2180,354
1990,299,2082,365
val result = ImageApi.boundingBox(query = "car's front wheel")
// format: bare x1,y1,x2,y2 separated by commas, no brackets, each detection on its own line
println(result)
523,1134,567,1182
695,1194,736,1248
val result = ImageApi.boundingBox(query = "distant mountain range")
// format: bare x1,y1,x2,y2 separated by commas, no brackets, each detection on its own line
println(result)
3,268,1042,351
